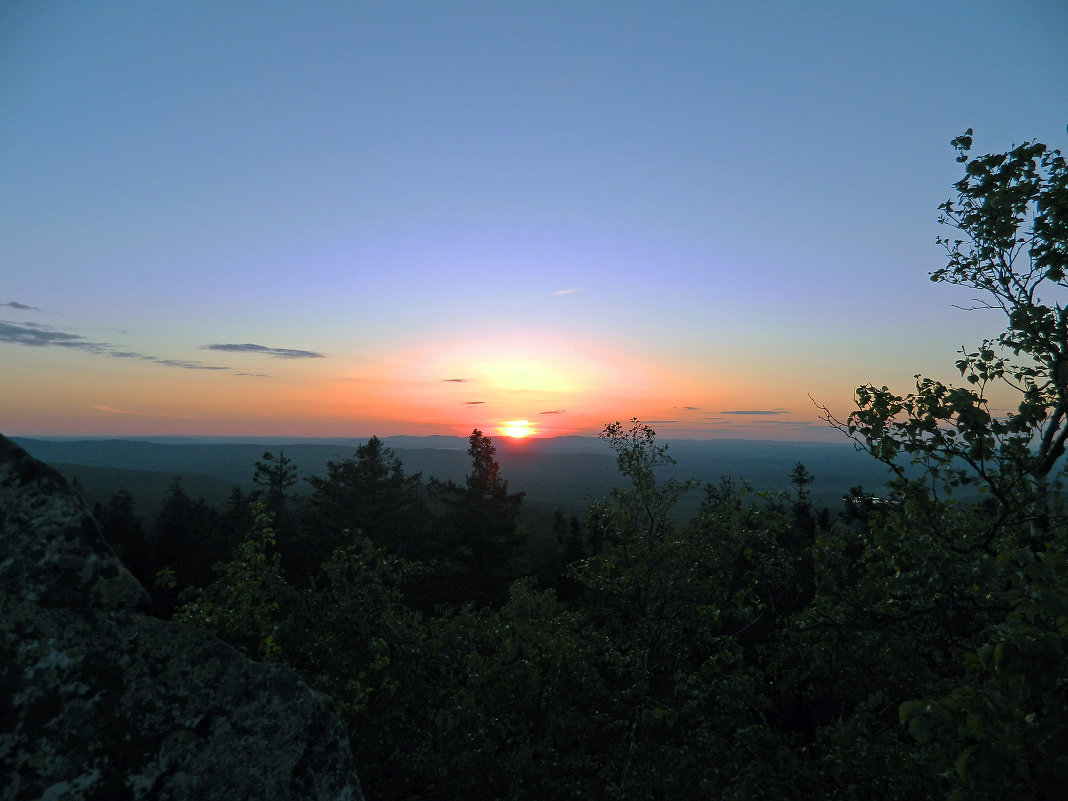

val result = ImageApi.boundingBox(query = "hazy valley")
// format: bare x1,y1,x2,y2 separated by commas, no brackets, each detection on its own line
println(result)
14,433,895,523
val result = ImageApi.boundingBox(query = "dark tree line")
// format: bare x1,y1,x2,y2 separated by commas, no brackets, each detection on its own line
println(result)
99,430,551,617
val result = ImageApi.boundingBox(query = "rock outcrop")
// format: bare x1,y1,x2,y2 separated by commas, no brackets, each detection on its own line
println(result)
0,434,363,801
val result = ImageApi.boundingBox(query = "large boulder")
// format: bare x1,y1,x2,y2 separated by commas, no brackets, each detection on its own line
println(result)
0,435,363,801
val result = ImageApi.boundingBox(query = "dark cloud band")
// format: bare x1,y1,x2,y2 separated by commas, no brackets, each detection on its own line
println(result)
0,321,108,352
206,343,325,359
1,321,229,369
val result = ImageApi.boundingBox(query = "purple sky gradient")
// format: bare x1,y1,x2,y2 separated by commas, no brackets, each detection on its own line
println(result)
2,1,1066,439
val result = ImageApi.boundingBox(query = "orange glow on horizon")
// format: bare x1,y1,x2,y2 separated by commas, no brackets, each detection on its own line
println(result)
2,331,781,439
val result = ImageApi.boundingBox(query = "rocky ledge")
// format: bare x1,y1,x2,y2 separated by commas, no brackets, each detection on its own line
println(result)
0,434,362,801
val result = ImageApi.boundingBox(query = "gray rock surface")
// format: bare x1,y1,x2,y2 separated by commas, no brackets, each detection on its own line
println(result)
0,434,363,801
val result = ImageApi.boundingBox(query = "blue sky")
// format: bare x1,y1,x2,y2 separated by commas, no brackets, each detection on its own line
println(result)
2,1,1066,439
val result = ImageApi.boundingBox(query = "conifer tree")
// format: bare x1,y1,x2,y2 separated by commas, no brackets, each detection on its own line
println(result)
306,436,427,556
431,429,525,604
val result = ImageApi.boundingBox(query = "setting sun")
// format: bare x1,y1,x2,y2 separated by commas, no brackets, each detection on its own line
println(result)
500,420,535,438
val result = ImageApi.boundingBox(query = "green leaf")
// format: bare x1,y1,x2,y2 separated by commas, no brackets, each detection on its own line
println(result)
953,746,975,780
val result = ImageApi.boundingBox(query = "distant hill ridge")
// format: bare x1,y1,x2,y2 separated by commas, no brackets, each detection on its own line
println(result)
12,435,894,515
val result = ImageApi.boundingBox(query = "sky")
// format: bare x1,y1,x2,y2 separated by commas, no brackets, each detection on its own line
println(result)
2,1,1066,441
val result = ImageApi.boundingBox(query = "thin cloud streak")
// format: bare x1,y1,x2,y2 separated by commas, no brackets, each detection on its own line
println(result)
110,351,228,370
0,321,110,352
553,288,585,296
154,359,228,370
1,320,230,369
2,301,40,310
206,343,325,359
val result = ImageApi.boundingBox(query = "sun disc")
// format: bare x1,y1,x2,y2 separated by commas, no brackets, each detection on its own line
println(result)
500,419,534,438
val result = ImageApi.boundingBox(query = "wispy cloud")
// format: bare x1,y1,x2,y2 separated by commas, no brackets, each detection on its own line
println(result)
720,409,788,415
2,301,40,311
235,372,269,378
0,320,110,353
1,320,230,369
679,406,700,411
110,351,228,370
645,419,678,424
442,378,468,383
92,405,203,419
539,409,566,415
154,358,228,370
205,343,325,359
554,288,585,296
463,401,485,406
